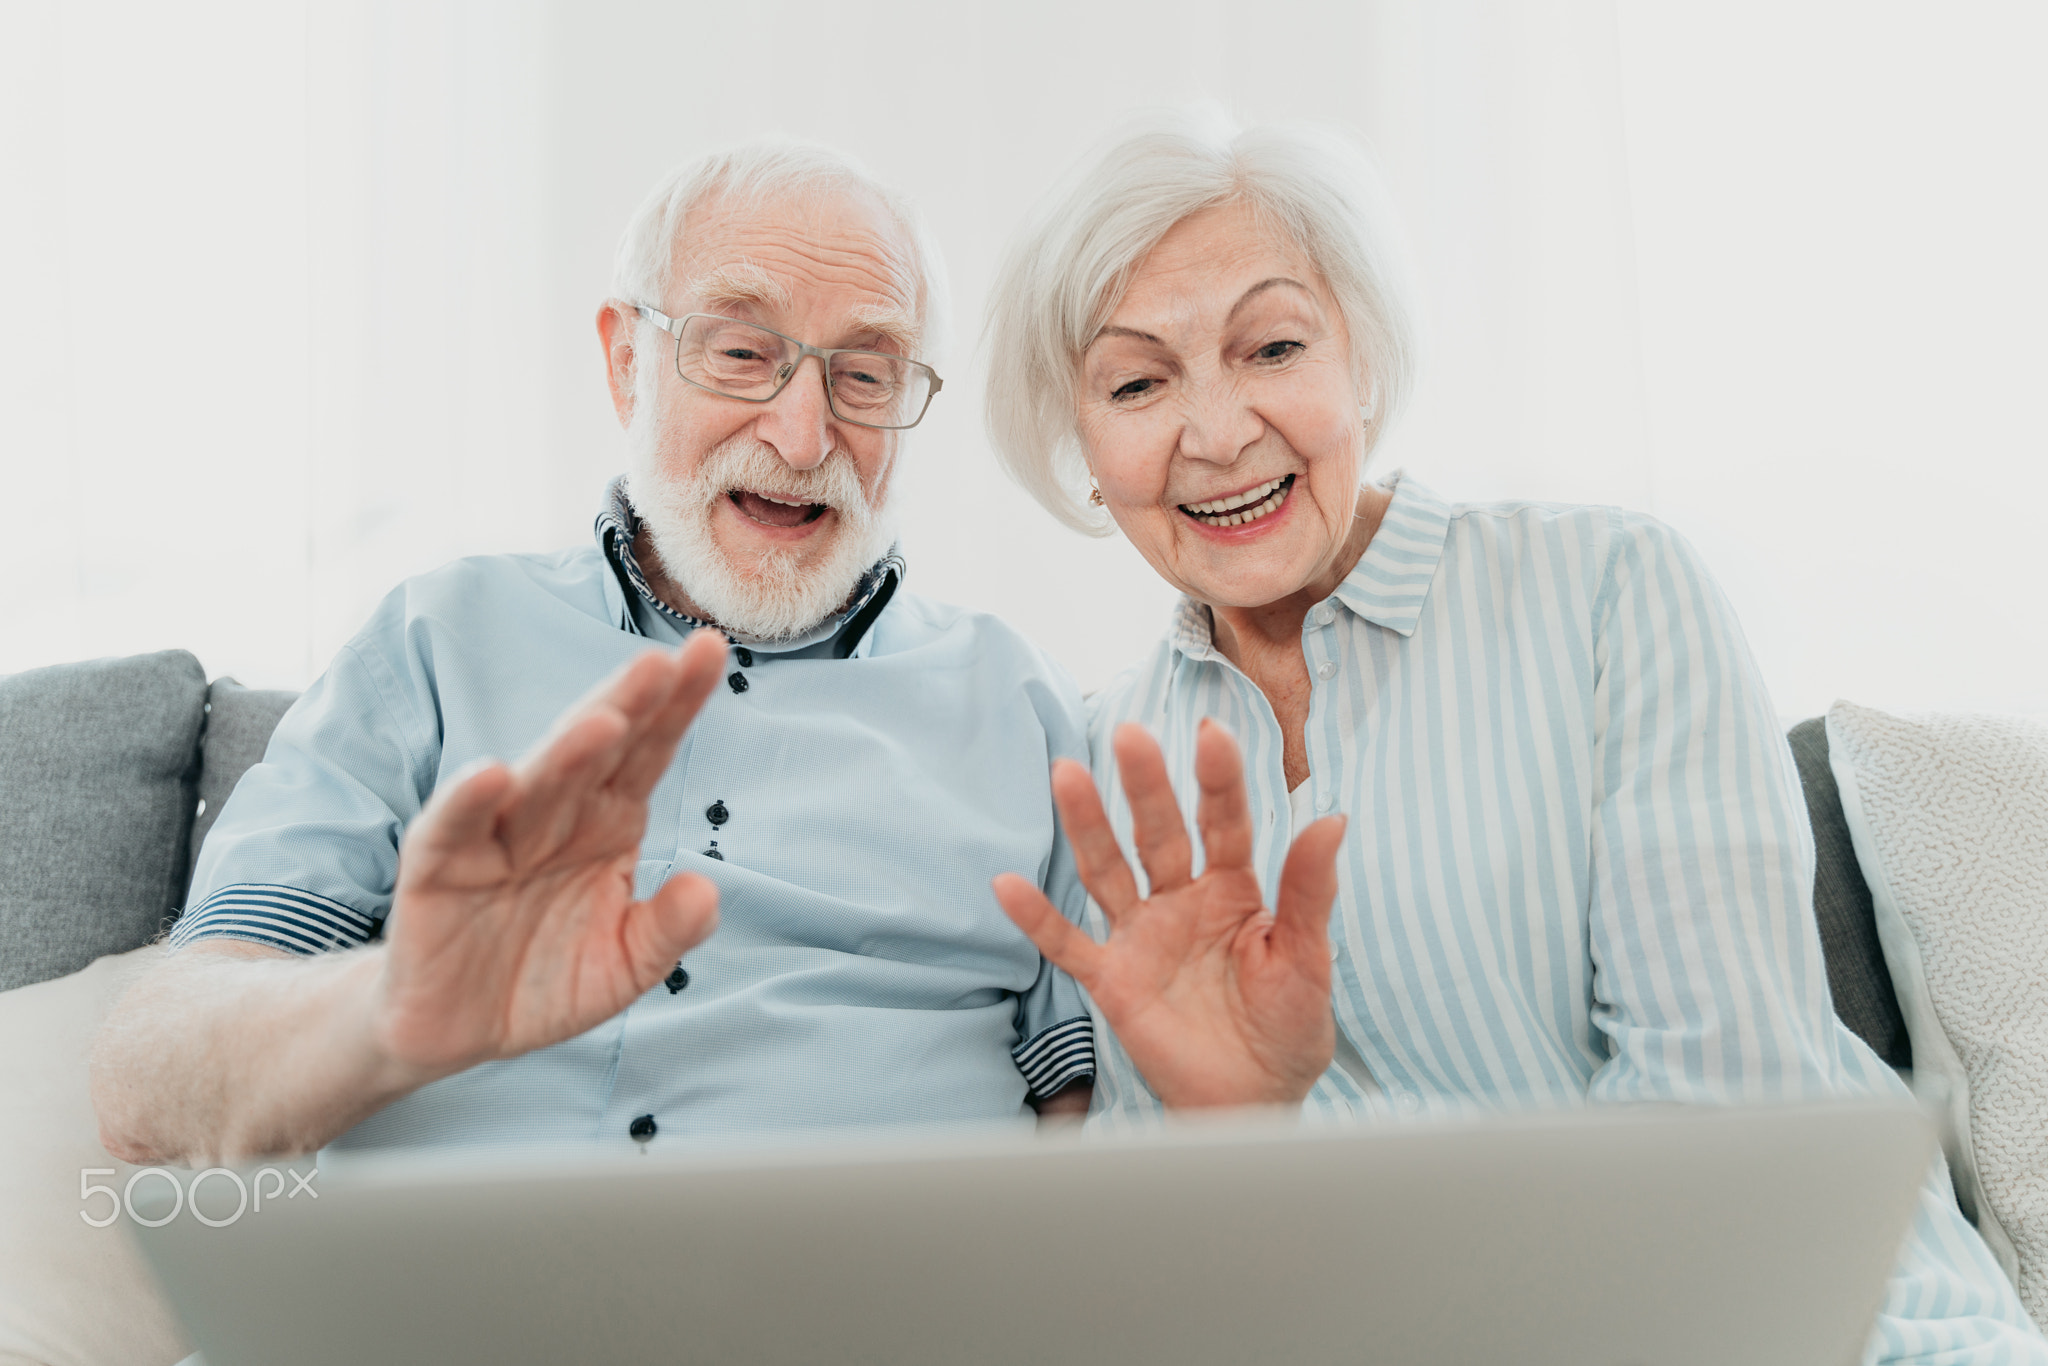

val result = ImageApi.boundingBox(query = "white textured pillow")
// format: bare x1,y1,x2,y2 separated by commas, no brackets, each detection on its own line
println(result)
0,946,192,1366
1827,701,2048,1322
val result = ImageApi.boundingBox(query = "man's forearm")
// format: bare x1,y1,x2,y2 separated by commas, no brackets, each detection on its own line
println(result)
90,941,441,1168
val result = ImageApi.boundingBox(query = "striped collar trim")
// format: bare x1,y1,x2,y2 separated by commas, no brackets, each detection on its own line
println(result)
1166,469,1452,658
1329,469,1451,639
593,475,902,653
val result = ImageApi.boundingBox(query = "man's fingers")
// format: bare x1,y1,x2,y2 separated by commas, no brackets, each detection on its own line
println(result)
622,869,721,980
1274,814,1346,962
1112,723,1194,896
612,630,728,800
1192,718,1256,873
992,873,1106,986
1050,759,1140,924
497,704,635,858
405,759,516,866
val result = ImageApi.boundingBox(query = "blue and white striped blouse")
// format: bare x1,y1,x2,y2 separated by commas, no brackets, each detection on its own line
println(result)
1081,472,2043,1361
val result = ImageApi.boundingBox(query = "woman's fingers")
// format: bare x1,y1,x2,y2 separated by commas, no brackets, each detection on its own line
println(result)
1274,814,1347,962
992,873,1107,986
1050,759,1140,923
1112,723,1194,895
1192,718,1257,873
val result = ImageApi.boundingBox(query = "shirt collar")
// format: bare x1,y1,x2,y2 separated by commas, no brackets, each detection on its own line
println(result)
1167,469,1453,661
594,475,903,656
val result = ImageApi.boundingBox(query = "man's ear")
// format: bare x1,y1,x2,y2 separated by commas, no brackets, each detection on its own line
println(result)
597,300,641,430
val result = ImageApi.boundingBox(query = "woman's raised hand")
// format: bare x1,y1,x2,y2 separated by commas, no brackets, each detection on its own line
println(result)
994,720,1345,1109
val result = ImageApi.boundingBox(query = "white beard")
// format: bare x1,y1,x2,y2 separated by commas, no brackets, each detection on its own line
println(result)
626,429,896,642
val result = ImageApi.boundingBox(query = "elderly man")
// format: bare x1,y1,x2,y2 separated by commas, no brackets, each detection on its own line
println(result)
91,140,1095,1167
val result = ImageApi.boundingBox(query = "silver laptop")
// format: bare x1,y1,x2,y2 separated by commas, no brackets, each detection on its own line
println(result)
131,1098,1933,1366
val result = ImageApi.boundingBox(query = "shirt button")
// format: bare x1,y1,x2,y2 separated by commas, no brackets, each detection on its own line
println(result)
1315,792,1335,813
703,842,725,861
734,646,754,668
1314,605,1336,627
665,965,690,994
1316,661,1337,680
1397,1092,1421,1114
706,800,729,827
727,672,749,694
628,1114,658,1142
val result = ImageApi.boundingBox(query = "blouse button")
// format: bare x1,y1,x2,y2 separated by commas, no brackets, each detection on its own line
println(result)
727,672,749,694
1316,792,1335,814
706,800,729,826
1316,661,1337,680
628,1114,658,1142
665,965,690,994
734,646,754,668
1313,605,1336,627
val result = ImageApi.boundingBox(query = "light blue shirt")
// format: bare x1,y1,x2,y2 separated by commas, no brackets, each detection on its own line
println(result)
173,493,1095,1148
1083,472,2043,1362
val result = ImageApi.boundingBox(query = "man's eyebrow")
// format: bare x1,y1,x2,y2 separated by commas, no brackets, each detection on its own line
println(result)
845,301,921,354
1225,277,1315,323
680,262,792,312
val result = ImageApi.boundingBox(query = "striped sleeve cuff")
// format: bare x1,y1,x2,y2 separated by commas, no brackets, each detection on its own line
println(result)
167,884,380,956
1012,1015,1096,1100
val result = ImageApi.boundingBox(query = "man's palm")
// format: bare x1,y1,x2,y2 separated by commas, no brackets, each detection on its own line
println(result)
374,633,727,1077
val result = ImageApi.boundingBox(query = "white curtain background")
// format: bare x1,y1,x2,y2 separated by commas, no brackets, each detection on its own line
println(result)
3,1,2043,721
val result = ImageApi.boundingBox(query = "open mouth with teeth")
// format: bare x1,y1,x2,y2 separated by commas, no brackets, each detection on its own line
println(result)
728,489,832,528
1179,473,1296,528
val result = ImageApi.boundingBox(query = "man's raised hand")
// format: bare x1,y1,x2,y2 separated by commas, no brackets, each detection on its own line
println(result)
993,720,1345,1110
372,629,728,1079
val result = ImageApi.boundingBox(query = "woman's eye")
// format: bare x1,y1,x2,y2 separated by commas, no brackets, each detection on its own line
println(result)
1254,340,1304,363
1110,377,1156,401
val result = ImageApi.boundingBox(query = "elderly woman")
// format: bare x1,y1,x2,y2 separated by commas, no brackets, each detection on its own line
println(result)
982,114,2042,1361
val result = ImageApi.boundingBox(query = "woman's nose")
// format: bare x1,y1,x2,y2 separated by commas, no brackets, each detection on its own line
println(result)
1177,377,1265,465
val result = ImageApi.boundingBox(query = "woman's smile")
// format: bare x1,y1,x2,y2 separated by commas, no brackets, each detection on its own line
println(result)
1178,472,1297,532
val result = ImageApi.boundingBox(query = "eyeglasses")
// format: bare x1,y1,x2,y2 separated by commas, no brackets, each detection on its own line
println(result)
634,306,943,431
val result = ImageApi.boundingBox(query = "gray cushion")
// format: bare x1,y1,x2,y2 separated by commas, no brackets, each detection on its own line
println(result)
0,651,208,990
1787,717,1911,1069
183,678,301,901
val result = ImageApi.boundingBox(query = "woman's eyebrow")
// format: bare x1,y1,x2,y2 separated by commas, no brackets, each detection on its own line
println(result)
1225,277,1315,323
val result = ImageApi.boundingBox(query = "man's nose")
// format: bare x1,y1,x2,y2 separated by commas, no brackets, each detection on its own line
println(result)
752,353,834,471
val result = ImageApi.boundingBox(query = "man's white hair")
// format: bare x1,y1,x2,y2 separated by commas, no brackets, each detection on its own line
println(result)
983,108,1420,535
611,137,952,364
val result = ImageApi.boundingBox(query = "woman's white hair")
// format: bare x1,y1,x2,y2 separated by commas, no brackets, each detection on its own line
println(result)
983,108,1419,534
611,137,952,366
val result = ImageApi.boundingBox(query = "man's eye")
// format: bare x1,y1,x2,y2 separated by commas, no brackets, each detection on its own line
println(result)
1254,340,1304,362
721,348,764,362
1111,378,1156,401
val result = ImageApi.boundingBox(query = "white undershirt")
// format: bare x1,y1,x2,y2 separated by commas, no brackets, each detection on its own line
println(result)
1289,779,1381,1099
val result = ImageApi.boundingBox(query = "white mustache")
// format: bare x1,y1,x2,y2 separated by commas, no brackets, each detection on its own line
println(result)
698,438,866,515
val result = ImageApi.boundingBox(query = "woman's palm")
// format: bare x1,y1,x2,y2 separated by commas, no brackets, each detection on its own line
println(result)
995,720,1344,1109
